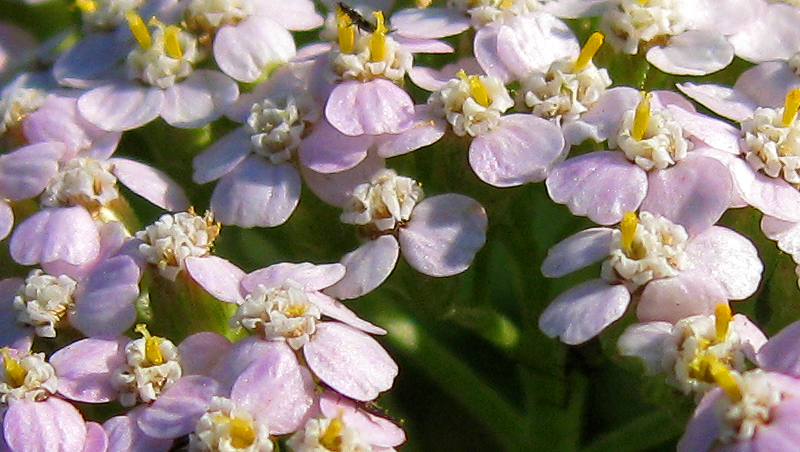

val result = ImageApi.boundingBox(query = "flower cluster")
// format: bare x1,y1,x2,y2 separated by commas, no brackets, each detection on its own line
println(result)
5,0,800,451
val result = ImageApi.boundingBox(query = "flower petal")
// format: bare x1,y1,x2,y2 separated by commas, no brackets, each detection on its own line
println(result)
538,279,630,345
319,392,406,448
323,236,400,300
185,256,246,304
307,292,386,335
192,127,251,184
50,337,128,403
242,262,345,293
5,398,87,452
494,12,579,78
10,207,100,266
70,255,140,337
636,269,728,323
398,194,487,277
110,158,189,211
210,156,300,227
78,84,163,132
298,119,373,173
541,228,613,278
685,226,763,301
304,322,398,402
161,70,239,128
0,142,62,200
645,30,733,76
214,17,296,82
137,376,220,439
469,114,565,187
325,79,414,136
391,7,469,39
178,331,232,377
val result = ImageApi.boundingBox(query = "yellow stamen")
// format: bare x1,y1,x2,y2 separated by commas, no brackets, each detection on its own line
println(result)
126,11,151,50
286,304,307,318
368,11,387,62
74,0,96,12
714,303,732,343
457,70,490,108
631,91,651,141
499,0,513,7
135,324,164,366
782,89,800,127
708,357,742,401
1,348,26,388
229,417,256,449
620,211,638,256
336,8,355,54
164,25,183,59
573,32,604,71
636,0,648,4
320,417,344,451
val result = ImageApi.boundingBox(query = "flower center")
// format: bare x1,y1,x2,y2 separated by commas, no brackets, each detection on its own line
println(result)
288,416,372,452
135,209,221,281
601,0,690,55
111,324,182,406
448,0,543,28
519,32,612,122
740,89,800,185
0,348,58,403
192,397,270,452
611,91,691,171
186,0,252,30
602,211,688,288
13,270,78,338
40,157,120,213
716,370,787,443
428,70,513,137
0,82,45,144
245,97,306,164
340,169,424,236
331,9,411,83
125,12,204,88
233,281,321,349
75,0,144,31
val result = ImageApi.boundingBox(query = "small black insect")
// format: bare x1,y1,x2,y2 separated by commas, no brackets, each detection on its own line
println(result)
337,2,377,33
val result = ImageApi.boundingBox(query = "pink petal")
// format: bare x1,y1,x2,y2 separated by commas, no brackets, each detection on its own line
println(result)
676,82,756,123
685,226,763,300
10,207,100,266
104,411,172,452
676,389,723,452
298,119,374,173
242,262,345,293
210,156,300,227
729,3,800,63
0,201,11,241
323,236,400,300
307,292,386,335
668,107,741,155
0,142,62,200
214,17,296,82
391,7,469,39
251,0,323,30
82,422,108,452
735,61,800,110
137,376,220,439
231,344,315,434
70,255,140,337
398,194,487,277
617,321,674,373
641,154,732,236
50,337,128,403
395,37,453,54
538,279,630,345
563,86,640,145
761,215,800,259
730,158,800,222
377,105,446,158
758,320,800,376
304,322,398,401
541,228,613,278
325,79,414,136
469,114,565,187
208,338,290,393
636,269,728,323
185,256,246,304
474,26,512,82
110,158,189,211
5,398,87,452
645,30,733,76
192,127,251,184
78,84,162,132
545,151,647,225
495,12,579,78
161,70,239,128
178,331,232,377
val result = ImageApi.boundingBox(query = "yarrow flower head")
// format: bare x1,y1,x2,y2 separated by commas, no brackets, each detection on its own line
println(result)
740,89,800,184
136,210,221,281
111,324,182,406
191,396,274,452
13,269,77,338
428,70,513,137
75,0,144,31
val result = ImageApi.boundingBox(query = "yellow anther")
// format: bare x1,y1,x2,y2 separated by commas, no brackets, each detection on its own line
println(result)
631,91,652,141
708,357,742,402
135,324,164,366
336,8,355,54
714,303,732,343
320,417,344,451
74,0,96,12
499,0,513,8
1,348,26,388
286,304,307,318
368,11,387,62
229,417,256,449
457,70,490,107
126,11,151,50
782,89,800,127
164,25,183,59
636,0,648,4
573,32,604,71
620,211,638,255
